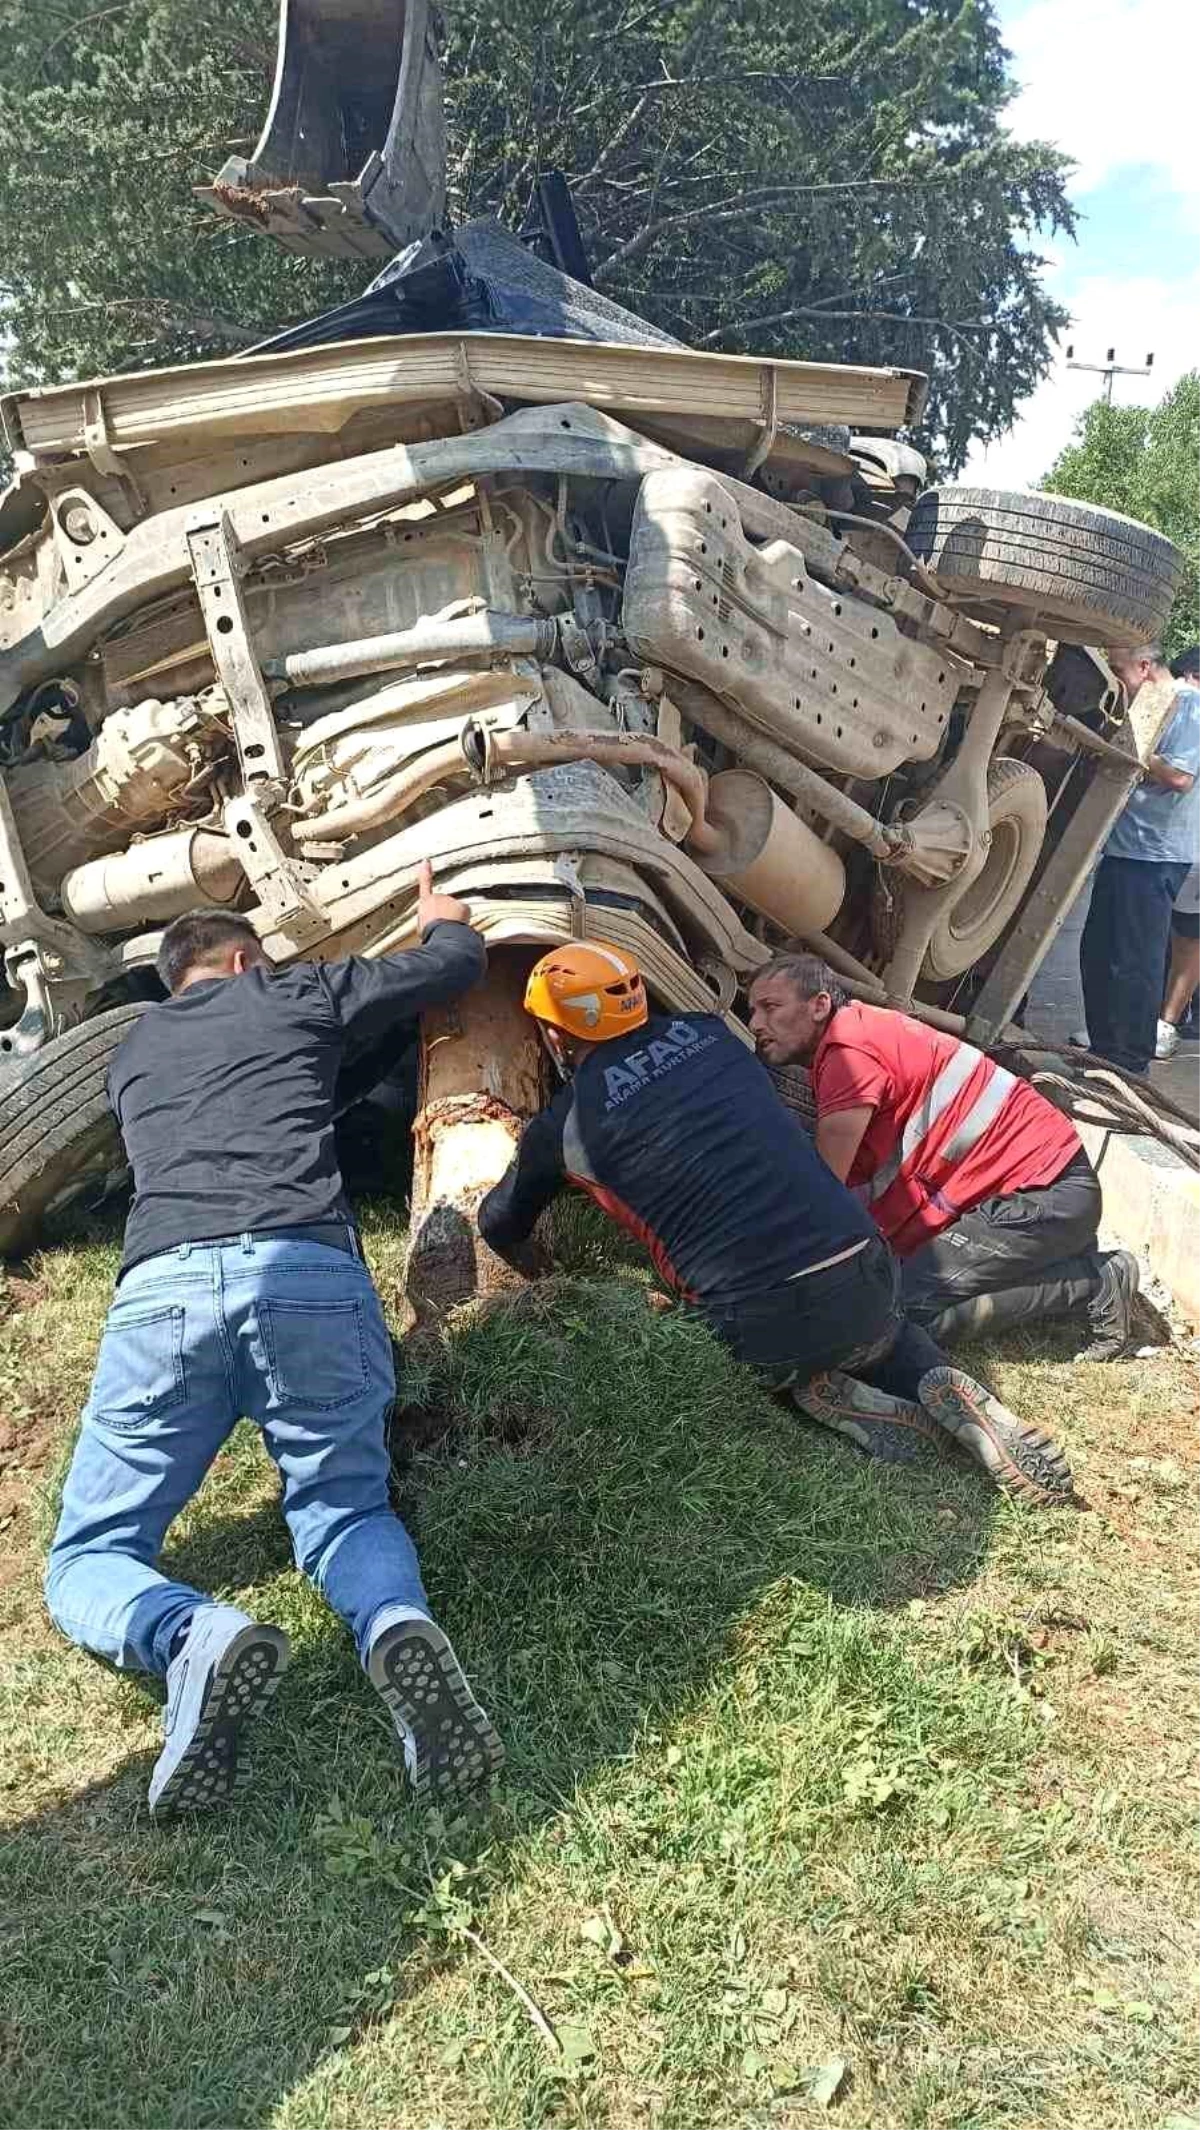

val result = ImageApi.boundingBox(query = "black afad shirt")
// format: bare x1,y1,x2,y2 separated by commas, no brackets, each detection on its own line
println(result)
479,1013,874,1309
109,921,485,1273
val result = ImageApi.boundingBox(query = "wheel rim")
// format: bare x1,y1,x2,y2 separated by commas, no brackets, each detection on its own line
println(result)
945,817,1023,944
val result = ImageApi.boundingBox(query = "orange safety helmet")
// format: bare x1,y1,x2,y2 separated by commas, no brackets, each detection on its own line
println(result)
524,942,648,1042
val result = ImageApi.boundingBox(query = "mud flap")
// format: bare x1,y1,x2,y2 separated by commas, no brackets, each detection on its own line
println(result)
198,0,445,259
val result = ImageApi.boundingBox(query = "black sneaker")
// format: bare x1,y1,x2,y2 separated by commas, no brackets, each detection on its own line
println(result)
1076,1249,1138,1363
917,1368,1073,1506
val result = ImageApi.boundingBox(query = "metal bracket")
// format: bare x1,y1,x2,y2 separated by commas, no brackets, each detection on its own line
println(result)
223,796,330,950
743,364,780,479
81,388,146,511
186,511,287,798
553,851,589,938
51,486,127,596
556,612,602,693
0,777,111,1055
1000,628,1048,686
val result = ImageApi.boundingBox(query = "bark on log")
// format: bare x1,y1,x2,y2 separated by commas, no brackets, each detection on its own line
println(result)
404,948,546,1323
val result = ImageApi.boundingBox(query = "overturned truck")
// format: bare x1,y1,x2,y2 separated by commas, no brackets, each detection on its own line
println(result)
0,2,1184,1303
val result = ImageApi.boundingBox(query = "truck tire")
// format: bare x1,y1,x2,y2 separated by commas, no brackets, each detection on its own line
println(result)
907,487,1183,648
924,759,1047,980
0,1005,144,1258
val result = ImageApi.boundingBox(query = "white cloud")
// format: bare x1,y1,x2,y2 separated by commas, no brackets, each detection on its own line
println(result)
1001,0,1198,201
960,266,1200,489
954,0,1199,489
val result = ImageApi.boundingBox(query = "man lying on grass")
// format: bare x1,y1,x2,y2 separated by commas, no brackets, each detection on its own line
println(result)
45,867,502,1820
479,944,1073,1507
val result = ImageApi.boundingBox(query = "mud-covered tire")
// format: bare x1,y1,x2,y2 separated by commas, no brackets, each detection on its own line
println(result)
0,1005,144,1258
907,486,1183,648
924,760,1047,981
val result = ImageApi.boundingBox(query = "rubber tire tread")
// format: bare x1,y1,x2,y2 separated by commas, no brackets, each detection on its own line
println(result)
907,486,1183,647
0,1004,144,1257
924,758,1048,980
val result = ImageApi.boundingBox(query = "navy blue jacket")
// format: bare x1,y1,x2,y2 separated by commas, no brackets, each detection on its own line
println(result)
479,1013,874,1309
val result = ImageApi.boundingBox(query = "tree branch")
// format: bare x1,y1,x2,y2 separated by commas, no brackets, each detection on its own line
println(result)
593,175,952,283
700,305,1000,351
35,296,261,347
38,1,136,74
576,88,655,190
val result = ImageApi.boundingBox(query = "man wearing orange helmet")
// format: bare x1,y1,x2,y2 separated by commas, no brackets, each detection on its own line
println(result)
478,944,1072,1505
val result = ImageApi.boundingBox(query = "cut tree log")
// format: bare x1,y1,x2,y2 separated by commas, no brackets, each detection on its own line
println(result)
404,948,546,1323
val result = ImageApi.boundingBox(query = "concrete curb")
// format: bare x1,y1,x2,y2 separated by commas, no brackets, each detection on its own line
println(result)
1077,1120,1200,1324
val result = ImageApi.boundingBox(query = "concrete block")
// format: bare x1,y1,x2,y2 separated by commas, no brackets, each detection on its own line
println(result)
1077,1120,1200,1323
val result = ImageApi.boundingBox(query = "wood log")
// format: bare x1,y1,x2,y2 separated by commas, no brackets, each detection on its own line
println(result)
404,948,546,1323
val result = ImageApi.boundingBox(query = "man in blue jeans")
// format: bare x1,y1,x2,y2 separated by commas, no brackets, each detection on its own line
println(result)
45,864,503,1818
1081,644,1200,1074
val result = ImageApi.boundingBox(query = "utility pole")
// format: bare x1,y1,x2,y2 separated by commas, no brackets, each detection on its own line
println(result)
1065,345,1155,405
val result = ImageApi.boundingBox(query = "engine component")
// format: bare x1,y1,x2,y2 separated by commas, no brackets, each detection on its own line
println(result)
692,769,846,936
265,611,559,690
299,738,468,844
58,829,243,934
5,692,227,892
290,668,541,822
622,466,960,778
467,722,722,854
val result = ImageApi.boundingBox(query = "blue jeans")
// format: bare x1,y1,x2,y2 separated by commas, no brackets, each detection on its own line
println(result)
46,1234,428,1677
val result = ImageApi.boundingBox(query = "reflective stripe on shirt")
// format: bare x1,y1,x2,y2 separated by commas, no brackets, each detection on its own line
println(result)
865,1039,980,1202
866,1046,1015,1202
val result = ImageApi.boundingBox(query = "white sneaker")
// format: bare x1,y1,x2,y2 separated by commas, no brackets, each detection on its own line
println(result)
1156,1019,1180,1059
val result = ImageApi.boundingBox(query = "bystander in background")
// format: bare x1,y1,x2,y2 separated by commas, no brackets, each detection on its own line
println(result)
1079,644,1200,1074
1156,646,1200,1056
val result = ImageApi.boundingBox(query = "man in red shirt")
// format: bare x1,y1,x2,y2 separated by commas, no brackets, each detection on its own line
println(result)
748,954,1137,1360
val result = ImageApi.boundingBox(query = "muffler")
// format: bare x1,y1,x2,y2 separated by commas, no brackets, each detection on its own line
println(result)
692,770,846,936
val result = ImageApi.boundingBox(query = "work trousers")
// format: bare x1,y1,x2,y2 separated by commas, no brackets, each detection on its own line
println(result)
707,1233,946,1405
1081,854,1190,1073
900,1148,1104,1343
45,1234,426,1677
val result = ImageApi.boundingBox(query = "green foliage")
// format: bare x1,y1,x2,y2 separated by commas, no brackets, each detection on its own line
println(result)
1042,372,1200,656
0,0,1072,467
448,0,1074,467
2,1208,1199,2126
0,0,358,382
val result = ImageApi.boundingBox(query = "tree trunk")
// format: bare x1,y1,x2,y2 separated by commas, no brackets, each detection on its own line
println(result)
403,948,546,1324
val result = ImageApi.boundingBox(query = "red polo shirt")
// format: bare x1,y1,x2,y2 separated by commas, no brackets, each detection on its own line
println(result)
812,1001,1081,1252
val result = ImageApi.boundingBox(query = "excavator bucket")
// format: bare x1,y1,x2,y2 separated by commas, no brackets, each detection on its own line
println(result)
198,0,445,260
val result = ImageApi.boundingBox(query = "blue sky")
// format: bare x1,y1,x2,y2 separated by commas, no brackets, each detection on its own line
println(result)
961,0,1199,486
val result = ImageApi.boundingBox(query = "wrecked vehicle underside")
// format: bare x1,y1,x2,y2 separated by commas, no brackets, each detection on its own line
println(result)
0,0,1187,1303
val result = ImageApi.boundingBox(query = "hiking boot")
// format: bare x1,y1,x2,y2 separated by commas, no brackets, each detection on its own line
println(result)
149,1606,290,1818
1076,1248,1139,1363
918,1367,1073,1506
1156,1019,1181,1060
793,1370,946,1466
367,1613,504,1809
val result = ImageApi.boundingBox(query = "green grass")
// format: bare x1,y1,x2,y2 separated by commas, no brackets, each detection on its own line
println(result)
0,1202,1197,2130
